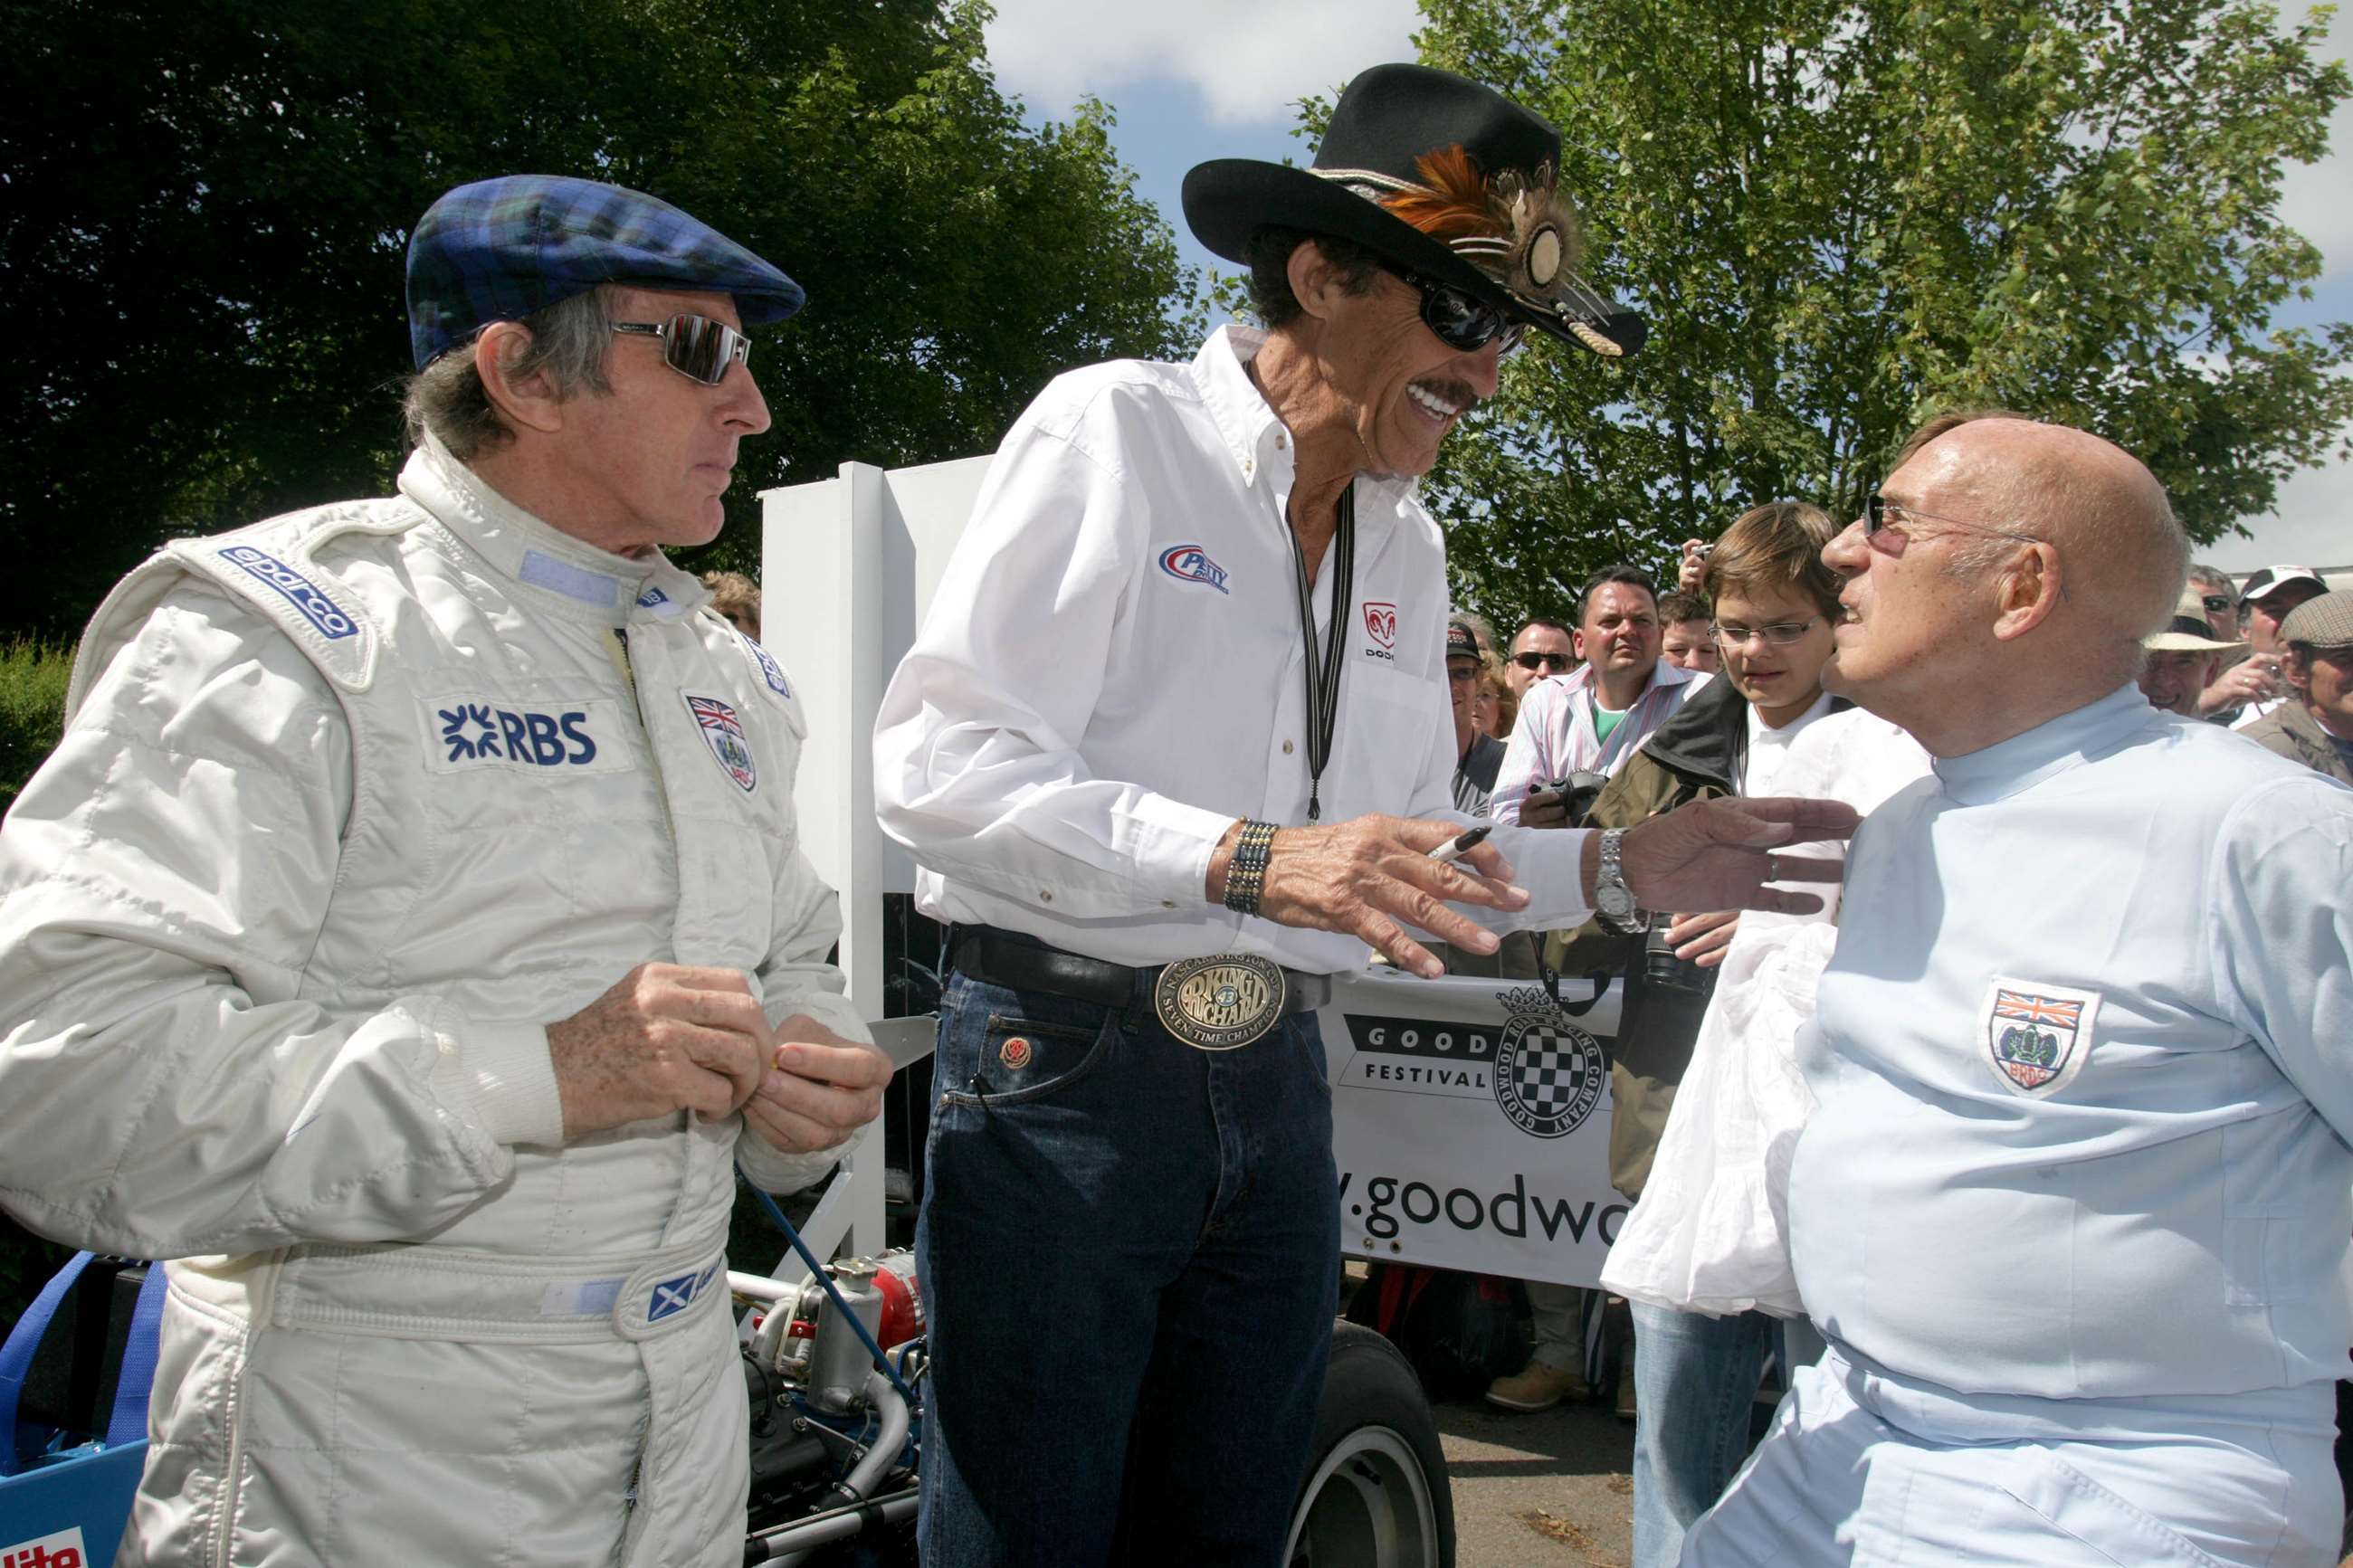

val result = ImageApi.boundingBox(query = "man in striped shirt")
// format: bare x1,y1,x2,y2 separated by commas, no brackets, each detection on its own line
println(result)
1493,564,1708,825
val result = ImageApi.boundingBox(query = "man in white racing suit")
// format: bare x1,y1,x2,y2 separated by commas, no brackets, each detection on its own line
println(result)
0,176,891,1566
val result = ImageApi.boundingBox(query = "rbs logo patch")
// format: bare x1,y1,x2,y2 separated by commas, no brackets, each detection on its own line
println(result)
422,697,635,776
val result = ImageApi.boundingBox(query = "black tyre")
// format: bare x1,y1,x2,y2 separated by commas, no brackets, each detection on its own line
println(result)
1285,1320,1456,1568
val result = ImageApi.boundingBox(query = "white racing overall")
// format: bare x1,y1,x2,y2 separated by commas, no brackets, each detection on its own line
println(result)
0,438,862,1565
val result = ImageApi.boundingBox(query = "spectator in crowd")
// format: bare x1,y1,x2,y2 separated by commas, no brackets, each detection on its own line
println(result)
1683,413,2353,1568
2139,588,2245,717
1450,621,1510,815
1511,505,1848,1567
1659,589,1720,675
2187,562,2241,641
873,64,1842,1565
1506,614,1579,698
1476,650,1517,737
1493,565,1705,825
0,176,891,1564
701,567,762,639
2223,564,2329,729
1483,563,1707,1414
2242,590,2353,784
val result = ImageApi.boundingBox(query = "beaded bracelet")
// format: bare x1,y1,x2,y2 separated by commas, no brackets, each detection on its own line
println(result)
1221,819,1279,915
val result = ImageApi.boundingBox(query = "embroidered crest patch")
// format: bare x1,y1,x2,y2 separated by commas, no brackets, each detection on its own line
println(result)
682,693,756,793
1977,977,2101,1098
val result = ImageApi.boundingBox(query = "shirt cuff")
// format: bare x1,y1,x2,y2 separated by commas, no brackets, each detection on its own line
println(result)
447,1021,566,1149
1496,823,1596,932
1128,794,1242,908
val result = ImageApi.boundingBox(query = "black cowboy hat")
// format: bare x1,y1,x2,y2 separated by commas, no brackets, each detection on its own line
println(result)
1182,62,1644,359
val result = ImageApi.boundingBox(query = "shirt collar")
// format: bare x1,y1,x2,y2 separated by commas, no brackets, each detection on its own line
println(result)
1929,683,2152,806
1190,325,1421,511
1749,689,1836,749
396,432,706,628
1562,657,1700,705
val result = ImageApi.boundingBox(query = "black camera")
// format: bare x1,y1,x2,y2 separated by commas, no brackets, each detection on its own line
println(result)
1540,771,1607,829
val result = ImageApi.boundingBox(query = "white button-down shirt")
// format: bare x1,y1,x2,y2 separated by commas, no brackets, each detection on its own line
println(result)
872,326,1595,971
1739,689,1838,797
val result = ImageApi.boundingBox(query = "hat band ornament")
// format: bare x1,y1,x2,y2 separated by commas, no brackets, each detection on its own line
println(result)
1312,147,1625,357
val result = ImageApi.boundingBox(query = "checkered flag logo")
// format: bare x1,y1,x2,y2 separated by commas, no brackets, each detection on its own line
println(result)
1492,1007,1605,1139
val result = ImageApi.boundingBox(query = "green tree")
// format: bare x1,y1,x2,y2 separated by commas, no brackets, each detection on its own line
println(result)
0,0,1197,641
1392,0,2352,630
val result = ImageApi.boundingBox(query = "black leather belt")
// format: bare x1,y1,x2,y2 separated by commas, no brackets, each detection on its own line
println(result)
952,928,1330,1015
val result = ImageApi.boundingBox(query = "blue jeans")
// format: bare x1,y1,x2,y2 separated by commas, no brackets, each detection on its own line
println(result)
915,957,1341,1568
1629,1301,1778,1568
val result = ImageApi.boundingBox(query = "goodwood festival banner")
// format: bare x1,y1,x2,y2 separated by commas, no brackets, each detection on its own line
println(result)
1317,968,1624,1288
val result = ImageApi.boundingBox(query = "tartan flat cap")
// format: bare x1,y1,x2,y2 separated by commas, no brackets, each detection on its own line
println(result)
2281,590,2353,649
405,175,804,368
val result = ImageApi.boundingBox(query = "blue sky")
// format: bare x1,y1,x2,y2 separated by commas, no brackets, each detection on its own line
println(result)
982,0,2350,573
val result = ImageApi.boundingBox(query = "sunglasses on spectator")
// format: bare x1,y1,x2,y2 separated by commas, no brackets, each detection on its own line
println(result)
1512,651,1577,671
2199,594,2234,614
1385,267,1527,356
1860,492,2043,556
609,313,751,385
1712,617,1823,647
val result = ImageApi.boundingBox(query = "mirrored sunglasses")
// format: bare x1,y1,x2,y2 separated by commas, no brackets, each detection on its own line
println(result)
1386,267,1527,356
609,313,751,385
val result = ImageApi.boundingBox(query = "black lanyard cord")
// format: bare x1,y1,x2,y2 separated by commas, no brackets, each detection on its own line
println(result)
1286,482,1357,822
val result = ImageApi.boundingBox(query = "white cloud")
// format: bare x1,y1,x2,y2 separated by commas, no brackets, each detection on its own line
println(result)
2277,3,2352,280
2206,432,2353,570
981,0,1421,125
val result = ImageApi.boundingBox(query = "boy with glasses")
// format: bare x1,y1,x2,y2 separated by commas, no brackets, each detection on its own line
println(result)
1492,506,1848,1567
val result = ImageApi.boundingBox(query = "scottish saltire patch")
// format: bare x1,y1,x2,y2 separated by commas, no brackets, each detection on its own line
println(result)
1977,977,2101,1098
682,693,757,793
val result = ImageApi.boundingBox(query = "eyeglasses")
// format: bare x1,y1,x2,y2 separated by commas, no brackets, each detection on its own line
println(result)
1386,267,1527,356
1512,650,1576,671
1711,617,1823,647
2199,594,2234,614
609,313,752,385
1860,492,2043,556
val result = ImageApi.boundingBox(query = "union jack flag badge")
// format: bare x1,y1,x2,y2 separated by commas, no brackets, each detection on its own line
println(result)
1977,977,2101,1098
682,693,757,793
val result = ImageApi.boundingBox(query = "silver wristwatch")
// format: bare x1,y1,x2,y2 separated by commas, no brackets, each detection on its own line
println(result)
1594,827,1645,933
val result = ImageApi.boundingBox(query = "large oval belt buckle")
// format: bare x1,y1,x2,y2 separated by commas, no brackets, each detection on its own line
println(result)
1154,955,1288,1051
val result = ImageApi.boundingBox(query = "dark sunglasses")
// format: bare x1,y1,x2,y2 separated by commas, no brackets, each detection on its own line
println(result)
1386,267,1527,356
1512,650,1576,671
609,313,751,385
2199,594,2234,614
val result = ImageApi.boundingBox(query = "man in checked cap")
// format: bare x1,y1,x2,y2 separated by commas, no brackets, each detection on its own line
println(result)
0,176,890,1564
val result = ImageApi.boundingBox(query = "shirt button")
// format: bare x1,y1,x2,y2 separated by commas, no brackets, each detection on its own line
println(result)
1040,890,1053,903
1275,432,1288,449
1243,458,1255,477
1282,739,1295,755
1161,900,1176,909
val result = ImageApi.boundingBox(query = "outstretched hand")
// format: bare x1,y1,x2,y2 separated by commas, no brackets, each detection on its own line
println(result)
1208,814,1531,978
1604,796,1861,917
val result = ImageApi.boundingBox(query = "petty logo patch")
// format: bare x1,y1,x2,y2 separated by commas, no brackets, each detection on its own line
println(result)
683,693,757,793
1978,977,2101,1098
1491,986,1606,1139
1158,543,1230,594
1362,602,1397,649
218,545,357,641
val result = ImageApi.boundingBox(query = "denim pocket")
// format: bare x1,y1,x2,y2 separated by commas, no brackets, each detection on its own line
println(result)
1291,1018,1334,1099
938,1003,1119,1109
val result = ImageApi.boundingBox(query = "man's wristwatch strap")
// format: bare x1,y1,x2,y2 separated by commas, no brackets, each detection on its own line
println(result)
1594,826,1647,934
